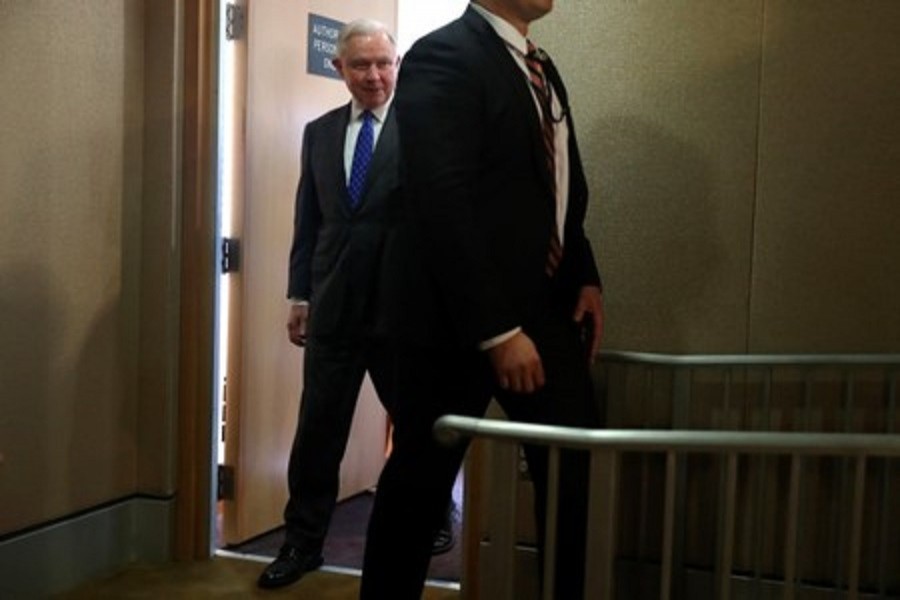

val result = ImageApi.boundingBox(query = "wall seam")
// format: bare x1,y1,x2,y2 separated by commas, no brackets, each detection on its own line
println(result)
746,0,768,353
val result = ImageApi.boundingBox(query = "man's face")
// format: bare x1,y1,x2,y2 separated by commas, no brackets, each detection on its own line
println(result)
333,32,398,110
513,0,554,22
484,0,553,30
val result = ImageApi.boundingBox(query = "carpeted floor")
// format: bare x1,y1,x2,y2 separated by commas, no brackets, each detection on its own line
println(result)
224,488,463,583
54,555,459,599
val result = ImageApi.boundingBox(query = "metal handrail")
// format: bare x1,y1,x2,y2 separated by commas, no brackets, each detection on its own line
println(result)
447,352,900,599
433,415,900,455
599,350,900,367
439,412,900,600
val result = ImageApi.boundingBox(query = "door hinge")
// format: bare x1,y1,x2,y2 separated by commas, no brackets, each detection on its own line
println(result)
218,464,235,500
221,237,241,273
225,3,246,41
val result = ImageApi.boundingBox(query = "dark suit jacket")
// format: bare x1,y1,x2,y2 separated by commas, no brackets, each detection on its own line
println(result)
385,6,600,349
287,103,400,337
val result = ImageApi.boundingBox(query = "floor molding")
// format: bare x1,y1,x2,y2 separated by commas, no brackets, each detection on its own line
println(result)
0,495,173,598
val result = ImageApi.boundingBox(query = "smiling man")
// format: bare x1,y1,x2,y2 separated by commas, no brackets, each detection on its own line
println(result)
257,19,401,590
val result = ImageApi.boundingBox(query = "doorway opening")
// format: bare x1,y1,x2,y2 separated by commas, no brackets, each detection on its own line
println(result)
209,0,469,582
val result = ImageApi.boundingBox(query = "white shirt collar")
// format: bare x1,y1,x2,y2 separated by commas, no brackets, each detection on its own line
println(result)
350,96,393,123
470,2,529,57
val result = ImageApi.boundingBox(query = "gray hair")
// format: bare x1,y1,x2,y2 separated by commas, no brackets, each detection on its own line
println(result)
336,19,396,58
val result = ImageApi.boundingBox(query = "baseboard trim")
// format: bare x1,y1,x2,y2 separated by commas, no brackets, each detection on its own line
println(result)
0,495,174,598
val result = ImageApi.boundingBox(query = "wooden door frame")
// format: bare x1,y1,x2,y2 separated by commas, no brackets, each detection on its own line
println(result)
172,0,481,570
175,0,217,560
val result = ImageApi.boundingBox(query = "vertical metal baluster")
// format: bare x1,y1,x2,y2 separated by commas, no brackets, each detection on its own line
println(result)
847,455,867,600
716,452,738,600
637,367,654,583
796,367,814,590
832,371,855,593
877,371,897,596
660,451,678,600
584,449,619,600
670,369,691,600
723,368,733,424
842,371,856,435
541,446,560,600
751,367,772,599
802,368,814,430
643,365,653,427
638,454,649,573
714,370,733,599
486,440,518,600
783,454,802,600
672,367,692,427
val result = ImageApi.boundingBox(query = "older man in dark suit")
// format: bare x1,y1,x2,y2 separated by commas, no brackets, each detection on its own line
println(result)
256,19,401,590
362,1,605,598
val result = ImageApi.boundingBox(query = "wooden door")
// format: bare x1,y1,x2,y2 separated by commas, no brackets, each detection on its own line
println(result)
220,0,397,546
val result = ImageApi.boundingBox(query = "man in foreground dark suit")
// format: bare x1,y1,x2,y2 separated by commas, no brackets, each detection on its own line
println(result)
256,19,402,590
361,1,605,598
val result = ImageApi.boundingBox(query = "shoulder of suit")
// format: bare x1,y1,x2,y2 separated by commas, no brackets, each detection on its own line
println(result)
403,15,501,80
308,103,351,129
407,7,488,54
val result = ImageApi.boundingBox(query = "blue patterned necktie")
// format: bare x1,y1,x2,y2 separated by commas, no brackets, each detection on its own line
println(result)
348,110,374,208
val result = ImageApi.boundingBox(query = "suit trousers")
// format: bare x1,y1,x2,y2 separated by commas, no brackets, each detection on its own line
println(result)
361,281,601,599
283,333,393,553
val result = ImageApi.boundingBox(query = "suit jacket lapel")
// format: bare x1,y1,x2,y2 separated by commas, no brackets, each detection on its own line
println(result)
463,7,556,201
324,104,352,215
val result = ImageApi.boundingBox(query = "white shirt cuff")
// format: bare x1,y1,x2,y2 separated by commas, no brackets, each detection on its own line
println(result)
478,327,521,351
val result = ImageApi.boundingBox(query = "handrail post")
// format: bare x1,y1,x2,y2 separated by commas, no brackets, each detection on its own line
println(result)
660,451,678,600
877,370,897,595
585,448,619,599
541,447,561,600
670,369,691,599
485,439,518,600
847,455,867,599
715,452,738,600
783,454,802,599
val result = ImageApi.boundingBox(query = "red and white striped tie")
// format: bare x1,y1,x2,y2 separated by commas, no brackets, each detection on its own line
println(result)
525,41,563,277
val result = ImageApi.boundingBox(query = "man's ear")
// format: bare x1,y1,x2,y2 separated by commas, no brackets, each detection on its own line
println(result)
331,57,343,76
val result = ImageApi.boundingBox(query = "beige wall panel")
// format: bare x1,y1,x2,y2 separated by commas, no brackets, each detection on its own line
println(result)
138,0,181,495
0,1,145,533
751,1,900,352
536,1,763,352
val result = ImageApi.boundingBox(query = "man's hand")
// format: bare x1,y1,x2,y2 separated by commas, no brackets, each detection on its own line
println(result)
573,285,604,363
486,331,545,394
286,303,309,347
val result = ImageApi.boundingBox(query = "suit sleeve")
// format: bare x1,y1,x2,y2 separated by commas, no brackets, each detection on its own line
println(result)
286,123,321,300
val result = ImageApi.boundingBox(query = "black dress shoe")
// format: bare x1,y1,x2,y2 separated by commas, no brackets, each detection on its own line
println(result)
431,524,455,555
257,545,324,589
431,501,457,556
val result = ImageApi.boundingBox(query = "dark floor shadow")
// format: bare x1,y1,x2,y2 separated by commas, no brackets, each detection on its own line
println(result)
227,480,465,583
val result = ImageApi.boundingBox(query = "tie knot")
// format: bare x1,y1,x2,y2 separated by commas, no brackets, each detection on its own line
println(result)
361,110,373,124
526,40,545,63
